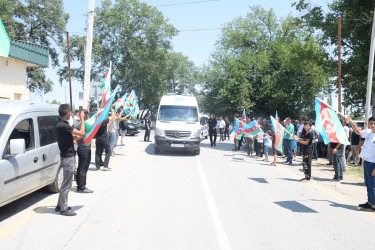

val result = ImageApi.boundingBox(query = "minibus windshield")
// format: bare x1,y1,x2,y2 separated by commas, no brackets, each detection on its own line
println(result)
158,105,198,122
0,114,10,137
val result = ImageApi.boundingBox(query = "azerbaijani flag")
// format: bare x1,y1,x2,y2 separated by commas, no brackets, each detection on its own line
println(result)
230,119,245,140
275,111,279,122
83,85,120,145
100,61,112,104
241,109,246,122
270,116,285,153
315,98,350,145
243,120,262,136
124,90,138,113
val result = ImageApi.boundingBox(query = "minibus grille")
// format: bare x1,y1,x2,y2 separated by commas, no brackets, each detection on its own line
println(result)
165,130,191,139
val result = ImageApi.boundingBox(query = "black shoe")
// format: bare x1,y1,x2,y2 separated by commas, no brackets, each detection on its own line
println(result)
340,176,343,180
211,144,213,147
331,178,340,182
60,209,77,216
96,166,101,170
326,163,333,165
360,206,375,212
359,202,371,208
77,188,94,193
55,205,71,212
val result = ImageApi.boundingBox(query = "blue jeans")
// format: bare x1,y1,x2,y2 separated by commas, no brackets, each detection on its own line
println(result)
109,132,117,155
264,144,269,155
285,139,293,163
333,145,344,179
364,161,375,205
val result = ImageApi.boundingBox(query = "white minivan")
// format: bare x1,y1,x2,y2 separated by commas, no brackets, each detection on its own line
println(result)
0,100,62,207
154,94,201,155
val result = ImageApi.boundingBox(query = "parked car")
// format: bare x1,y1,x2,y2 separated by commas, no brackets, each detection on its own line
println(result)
137,119,146,129
0,100,62,208
122,120,140,136
200,125,208,140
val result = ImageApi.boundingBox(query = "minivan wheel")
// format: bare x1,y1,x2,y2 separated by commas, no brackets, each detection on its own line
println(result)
194,148,200,155
47,166,63,193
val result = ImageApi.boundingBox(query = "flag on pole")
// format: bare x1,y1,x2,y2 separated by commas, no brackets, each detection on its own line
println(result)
230,119,244,140
0,18,10,58
242,120,263,136
100,61,112,104
315,98,350,145
241,109,246,122
124,90,138,114
83,85,120,145
270,116,286,153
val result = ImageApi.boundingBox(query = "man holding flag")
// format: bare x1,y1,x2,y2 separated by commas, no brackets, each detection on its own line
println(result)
284,118,294,165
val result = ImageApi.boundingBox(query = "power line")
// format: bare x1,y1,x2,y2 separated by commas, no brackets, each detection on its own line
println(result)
154,0,220,7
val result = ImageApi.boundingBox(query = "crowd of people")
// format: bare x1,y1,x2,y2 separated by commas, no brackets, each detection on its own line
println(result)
56,104,149,216
206,113,375,212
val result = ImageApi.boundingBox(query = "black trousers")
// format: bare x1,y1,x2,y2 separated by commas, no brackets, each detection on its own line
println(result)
209,129,217,146
144,129,150,141
256,142,264,157
302,153,312,179
77,145,91,190
95,137,110,168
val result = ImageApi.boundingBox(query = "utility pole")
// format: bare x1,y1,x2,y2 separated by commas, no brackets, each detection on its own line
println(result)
365,8,375,127
83,0,95,110
338,17,342,113
67,32,73,111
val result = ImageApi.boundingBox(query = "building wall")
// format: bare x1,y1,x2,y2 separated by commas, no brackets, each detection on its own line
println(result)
0,57,29,100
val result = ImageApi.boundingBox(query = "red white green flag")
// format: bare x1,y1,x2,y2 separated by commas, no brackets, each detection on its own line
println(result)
100,61,112,104
270,116,285,153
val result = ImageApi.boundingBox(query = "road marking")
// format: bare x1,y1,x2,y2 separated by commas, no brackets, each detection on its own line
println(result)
276,164,375,219
196,156,232,250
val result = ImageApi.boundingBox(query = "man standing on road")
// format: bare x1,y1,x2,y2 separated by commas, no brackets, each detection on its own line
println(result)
218,116,225,142
349,123,361,165
347,116,375,211
284,118,294,165
293,122,313,182
55,104,86,216
224,117,230,141
244,117,254,156
207,113,217,147
144,113,151,142
95,108,115,171
75,109,93,194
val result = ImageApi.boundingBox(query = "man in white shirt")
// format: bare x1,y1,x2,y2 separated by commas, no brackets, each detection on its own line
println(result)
348,116,375,211
218,116,226,141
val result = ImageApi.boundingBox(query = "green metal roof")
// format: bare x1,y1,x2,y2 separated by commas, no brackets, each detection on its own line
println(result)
8,39,49,68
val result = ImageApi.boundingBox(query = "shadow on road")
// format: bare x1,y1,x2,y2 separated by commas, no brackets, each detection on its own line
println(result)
274,200,318,213
33,205,84,215
144,143,196,157
248,177,269,184
0,189,52,222
311,199,358,211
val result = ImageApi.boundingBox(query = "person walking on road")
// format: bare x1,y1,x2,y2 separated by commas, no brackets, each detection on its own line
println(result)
144,113,152,142
347,116,375,211
119,111,131,146
293,122,313,182
207,113,217,147
55,104,86,216
74,109,94,194
218,116,225,141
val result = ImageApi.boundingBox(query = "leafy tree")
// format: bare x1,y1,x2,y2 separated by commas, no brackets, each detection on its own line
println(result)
200,6,331,120
294,0,375,115
0,0,70,93
59,0,198,113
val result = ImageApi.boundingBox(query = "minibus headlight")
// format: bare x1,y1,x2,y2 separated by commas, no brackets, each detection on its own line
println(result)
155,128,165,137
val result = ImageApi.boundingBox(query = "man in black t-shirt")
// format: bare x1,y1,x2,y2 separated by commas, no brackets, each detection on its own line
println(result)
144,113,151,142
55,104,86,216
293,122,313,182
350,127,361,165
207,113,217,147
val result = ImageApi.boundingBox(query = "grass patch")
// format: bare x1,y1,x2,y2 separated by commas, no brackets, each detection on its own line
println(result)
345,165,364,179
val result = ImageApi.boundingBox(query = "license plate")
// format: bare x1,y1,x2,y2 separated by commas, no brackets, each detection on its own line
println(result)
171,144,184,148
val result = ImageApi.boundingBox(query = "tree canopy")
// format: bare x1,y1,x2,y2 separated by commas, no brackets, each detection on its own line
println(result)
200,6,331,119
294,0,375,115
60,0,199,112
0,0,69,93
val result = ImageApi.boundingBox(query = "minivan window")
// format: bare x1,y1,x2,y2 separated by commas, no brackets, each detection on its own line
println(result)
4,119,35,157
38,116,59,146
158,105,198,122
0,114,10,137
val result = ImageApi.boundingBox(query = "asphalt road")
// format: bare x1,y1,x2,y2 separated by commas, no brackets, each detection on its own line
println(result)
0,132,374,250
